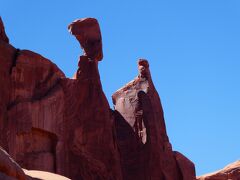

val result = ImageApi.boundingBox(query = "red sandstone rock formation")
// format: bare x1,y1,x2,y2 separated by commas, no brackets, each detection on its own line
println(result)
113,59,196,180
0,146,70,180
197,161,240,180
68,18,103,61
0,147,27,180
174,151,196,180
0,16,196,180
0,17,9,43
0,17,122,180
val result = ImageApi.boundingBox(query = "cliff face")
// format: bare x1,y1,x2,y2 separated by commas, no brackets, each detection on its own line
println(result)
0,17,121,180
0,17,195,180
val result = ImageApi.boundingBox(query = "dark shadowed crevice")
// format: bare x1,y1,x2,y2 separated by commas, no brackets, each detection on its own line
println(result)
9,48,20,74
7,81,62,111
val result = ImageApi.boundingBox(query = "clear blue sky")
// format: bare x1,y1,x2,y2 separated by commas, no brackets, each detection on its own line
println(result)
1,0,240,176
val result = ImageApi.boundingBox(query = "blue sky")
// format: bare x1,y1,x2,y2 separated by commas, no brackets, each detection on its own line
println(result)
1,0,240,176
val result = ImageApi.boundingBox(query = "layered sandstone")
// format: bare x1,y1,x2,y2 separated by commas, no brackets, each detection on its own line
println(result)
0,16,196,180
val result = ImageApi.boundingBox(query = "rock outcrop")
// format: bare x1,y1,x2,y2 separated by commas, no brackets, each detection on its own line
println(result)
198,161,240,180
113,59,196,180
0,16,195,180
0,17,122,180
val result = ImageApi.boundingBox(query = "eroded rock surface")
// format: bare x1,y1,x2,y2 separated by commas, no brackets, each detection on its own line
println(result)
68,18,103,61
0,17,196,180
0,17,122,180
0,147,27,180
198,161,240,180
0,146,71,180
113,59,196,180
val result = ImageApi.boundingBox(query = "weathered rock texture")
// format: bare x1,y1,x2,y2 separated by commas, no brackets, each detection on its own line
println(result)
197,161,240,180
0,17,121,180
0,147,27,180
0,16,196,180
113,59,196,180
68,18,103,61
0,146,70,180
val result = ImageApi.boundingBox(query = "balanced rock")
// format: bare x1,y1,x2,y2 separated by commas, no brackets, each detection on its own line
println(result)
68,18,103,61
